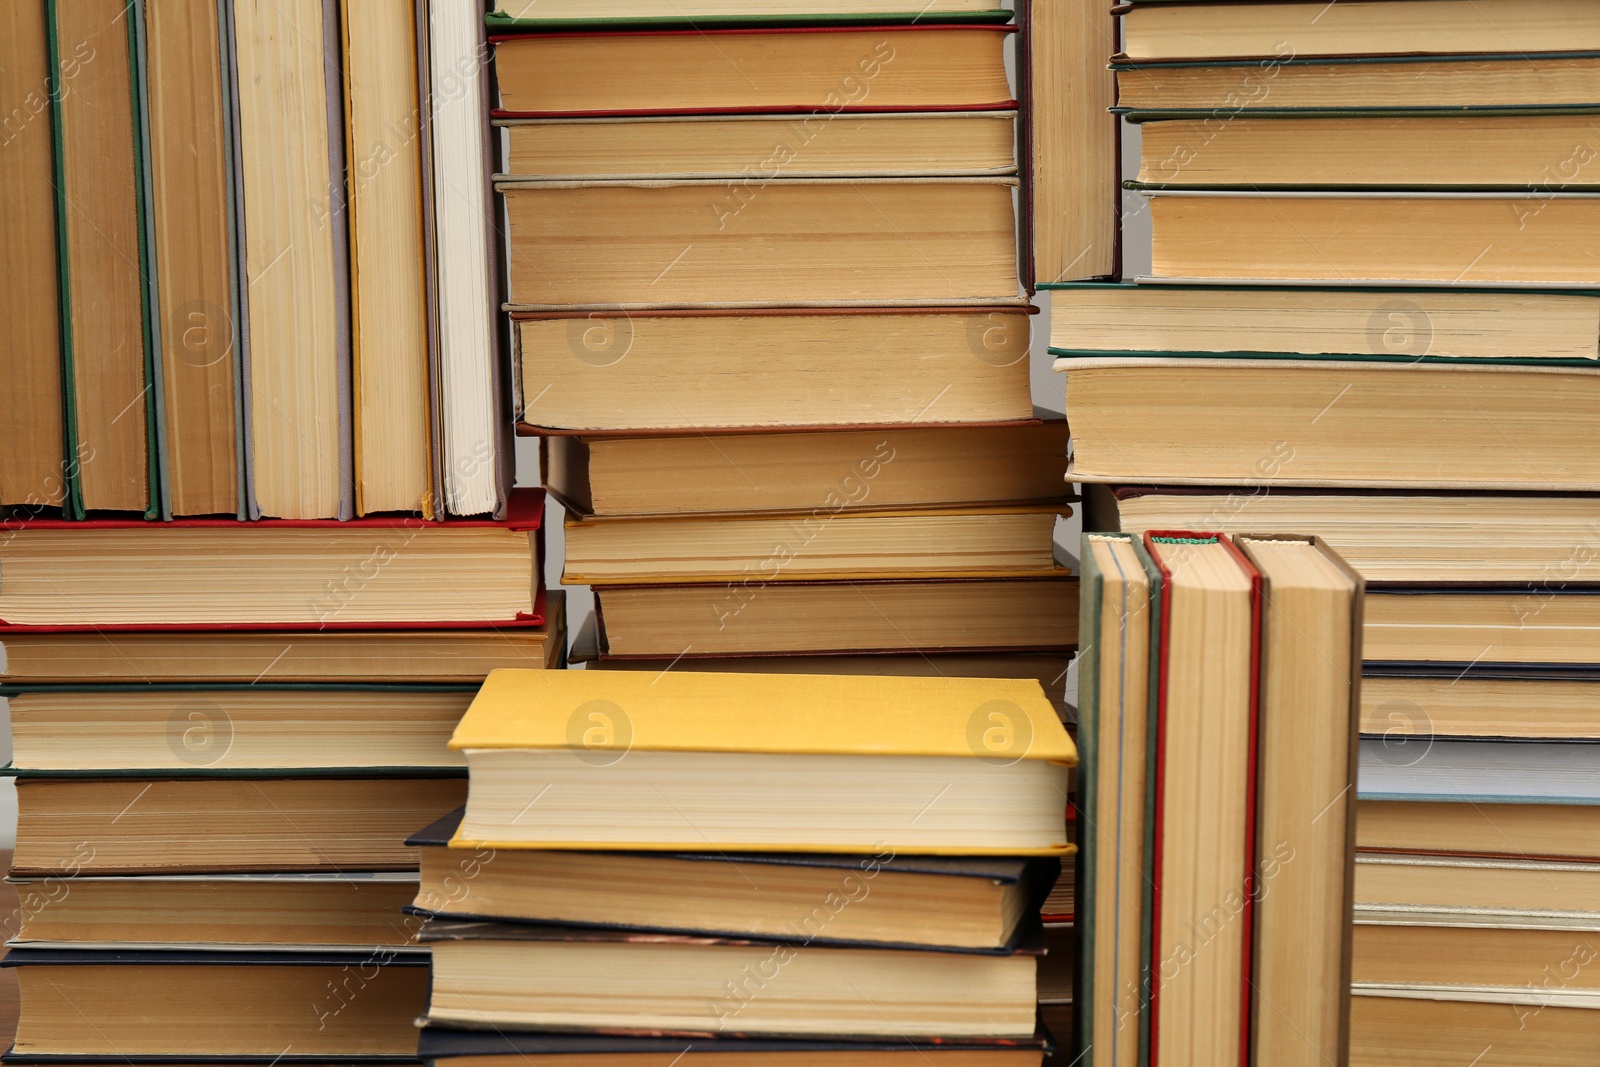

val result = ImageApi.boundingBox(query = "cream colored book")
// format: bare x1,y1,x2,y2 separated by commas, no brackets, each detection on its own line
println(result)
1057,358,1600,490
1030,0,1117,283
1086,488,1600,585
500,178,1022,309
498,112,1017,181
342,0,431,515
1235,535,1362,1067
546,423,1069,517
517,309,1034,431
563,504,1065,584
233,0,348,519
1122,0,1600,62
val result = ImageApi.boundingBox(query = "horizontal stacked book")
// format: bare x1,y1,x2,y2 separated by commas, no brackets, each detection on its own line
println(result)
0,507,561,1060
412,669,1076,1064
1053,2,1600,1061
0,0,509,521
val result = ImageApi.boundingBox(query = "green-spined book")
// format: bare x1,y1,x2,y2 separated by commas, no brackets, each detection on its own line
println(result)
1122,109,1600,195
1075,532,1162,1067
1119,0,1600,63
46,0,162,518
1055,356,1600,490
0,683,477,775
1044,282,1600,367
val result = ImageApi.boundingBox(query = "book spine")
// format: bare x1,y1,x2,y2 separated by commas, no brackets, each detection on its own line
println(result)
414,0,444,522
130,0,166,521
1019,0,1037,293
323,0,356,522
222,0,259,520
486,5,512,521
43,1,84,521
1073,532,1104,1065
1217,533,1263,1067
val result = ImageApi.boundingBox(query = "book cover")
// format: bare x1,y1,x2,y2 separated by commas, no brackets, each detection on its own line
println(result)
419,1025,1051,1059
447,669,1075,761
46,0,161,521
1074,532,1162,1067
407,808,1059,953
416,915,1049,957
1233,532,1365,1067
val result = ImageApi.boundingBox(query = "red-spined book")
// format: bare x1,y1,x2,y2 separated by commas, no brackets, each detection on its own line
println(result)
1142,531,1261,1067
0,491,546,631
490,24,1018,118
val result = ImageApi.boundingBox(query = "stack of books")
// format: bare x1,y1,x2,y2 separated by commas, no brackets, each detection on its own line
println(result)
490,1,1076,679
1052,2,1600,1060
557,422,1077,703
1076,532,1364,1067
411,669,1076,1063
0,507,562,1060
0,0,510,522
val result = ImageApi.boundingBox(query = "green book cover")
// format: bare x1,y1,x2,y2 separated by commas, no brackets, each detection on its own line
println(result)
1119,104,1600,121
45,0,161,520
1040,280,1600,293
1114,50,1600,70
1125,175,1600,194
0,683,478,779
1075,532,1162,1067
1048,347,1600,368
43,1,81,520
1041,281,1600,366
129,0,163,521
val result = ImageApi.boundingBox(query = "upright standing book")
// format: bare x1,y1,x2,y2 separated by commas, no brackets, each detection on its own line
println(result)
1076,532,1160,1067
0,2,67,511
1232,535,1361,1067
1029,0,1118,285
425,0,508,517
49,0,159,517
343,0,433,516
1143,533,1260,1067
143,0,244,518
231,0,352,520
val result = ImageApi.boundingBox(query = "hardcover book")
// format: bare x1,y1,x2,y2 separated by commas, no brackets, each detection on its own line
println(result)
418,917,1044,1039
2,949,428,1059
0,491,545,629
419,1024,1050,1065
408,808,1058,952
448,669,1076,854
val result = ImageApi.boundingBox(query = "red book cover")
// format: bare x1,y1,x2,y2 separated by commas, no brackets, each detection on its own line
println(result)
0,492,547,632
1141,531,1262,1067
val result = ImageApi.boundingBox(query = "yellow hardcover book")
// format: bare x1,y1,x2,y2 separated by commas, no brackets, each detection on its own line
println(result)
450,670,1076,855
